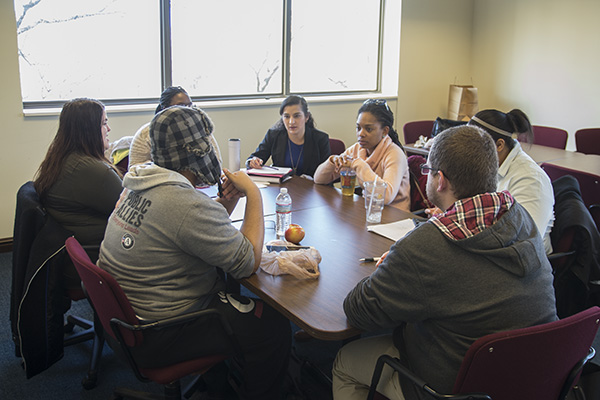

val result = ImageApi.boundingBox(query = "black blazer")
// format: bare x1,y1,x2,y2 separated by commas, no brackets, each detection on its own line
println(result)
246,126,331,177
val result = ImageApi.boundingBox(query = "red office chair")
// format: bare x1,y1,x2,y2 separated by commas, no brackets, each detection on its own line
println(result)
407,155,432,211
403,120,434,144
329,138,346,156
532,125,569,149
542,163,600,207
65,237,243,400
367,306,600,400
576,128,600,156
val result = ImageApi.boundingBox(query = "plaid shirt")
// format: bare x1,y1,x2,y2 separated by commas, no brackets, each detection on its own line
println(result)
430,191,514,240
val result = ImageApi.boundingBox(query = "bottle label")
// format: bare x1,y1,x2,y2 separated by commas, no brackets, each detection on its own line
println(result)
276,204,291,213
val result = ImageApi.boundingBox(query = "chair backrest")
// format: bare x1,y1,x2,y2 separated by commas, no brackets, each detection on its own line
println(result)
575,128,600,155
407,155,432,211
550,175,600,318
542,163,600,207
403,120,434,144
454,306,600,400
590,204,600,231
65,237,142,347
532,125,568,149
329,138,346,156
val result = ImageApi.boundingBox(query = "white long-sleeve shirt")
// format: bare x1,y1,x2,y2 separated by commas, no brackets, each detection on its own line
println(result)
498,141,555,254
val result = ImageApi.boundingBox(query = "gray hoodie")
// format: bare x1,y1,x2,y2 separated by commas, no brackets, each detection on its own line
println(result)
98,164,255,320
343,200,557,394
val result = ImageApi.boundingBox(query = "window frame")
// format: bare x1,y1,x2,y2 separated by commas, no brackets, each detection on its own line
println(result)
20,0,398,111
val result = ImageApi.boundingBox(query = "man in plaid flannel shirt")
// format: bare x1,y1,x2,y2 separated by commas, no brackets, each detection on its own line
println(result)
333,125,557,400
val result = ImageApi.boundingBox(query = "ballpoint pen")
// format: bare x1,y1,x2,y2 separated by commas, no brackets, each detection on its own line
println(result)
359,257,381,262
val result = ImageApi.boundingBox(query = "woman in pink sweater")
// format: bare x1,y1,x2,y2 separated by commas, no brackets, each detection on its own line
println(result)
314,99,411,211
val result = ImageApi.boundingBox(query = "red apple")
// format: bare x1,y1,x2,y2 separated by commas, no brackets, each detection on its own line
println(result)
285,224,305,244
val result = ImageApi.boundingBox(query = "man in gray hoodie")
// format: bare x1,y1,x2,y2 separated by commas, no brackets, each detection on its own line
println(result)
98,106,291,400
332,125,557,399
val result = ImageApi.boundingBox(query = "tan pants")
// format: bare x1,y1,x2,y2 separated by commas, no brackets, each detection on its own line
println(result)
332,334,406,400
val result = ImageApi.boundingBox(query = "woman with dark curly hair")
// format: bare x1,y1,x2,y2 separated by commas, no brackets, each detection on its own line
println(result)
314,99,411,211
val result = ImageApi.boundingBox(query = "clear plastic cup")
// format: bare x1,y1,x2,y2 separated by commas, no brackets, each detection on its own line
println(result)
364,180,387,223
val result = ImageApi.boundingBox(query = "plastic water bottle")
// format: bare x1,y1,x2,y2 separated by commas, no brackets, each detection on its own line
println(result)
276,188,292,236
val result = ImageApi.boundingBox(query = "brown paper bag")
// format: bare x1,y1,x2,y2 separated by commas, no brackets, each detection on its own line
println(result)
448,84,479,121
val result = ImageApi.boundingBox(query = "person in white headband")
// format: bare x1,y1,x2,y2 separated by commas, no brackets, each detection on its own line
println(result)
468,109,555,254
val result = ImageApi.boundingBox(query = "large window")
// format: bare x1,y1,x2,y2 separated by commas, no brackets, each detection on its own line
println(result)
15,0,394,108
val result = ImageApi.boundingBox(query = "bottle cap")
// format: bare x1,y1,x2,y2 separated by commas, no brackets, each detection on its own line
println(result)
280,188,288,194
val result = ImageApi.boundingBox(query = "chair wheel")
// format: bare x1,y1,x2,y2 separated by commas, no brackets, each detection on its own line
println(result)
82,373,97,390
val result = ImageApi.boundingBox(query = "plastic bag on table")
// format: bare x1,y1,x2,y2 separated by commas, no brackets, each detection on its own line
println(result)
260,239,321,280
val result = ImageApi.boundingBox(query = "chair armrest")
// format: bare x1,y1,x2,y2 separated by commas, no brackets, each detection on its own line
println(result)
111,308,235,336
559,347,596,400
547,250,576,261
109,307,244,373
367,355,492,400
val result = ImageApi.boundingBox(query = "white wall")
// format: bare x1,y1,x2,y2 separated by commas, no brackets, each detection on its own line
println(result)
4,0,598,238
471,0,600,150
396,0,474,125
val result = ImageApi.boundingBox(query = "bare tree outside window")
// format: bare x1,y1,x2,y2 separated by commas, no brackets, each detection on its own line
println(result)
14,0,387,106
14,0,160,102
290,0,381,93
170,0,283,97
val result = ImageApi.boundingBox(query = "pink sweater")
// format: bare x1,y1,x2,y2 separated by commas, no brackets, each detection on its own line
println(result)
314,135,411,211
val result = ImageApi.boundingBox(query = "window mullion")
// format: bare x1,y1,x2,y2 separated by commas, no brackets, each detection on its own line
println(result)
160,0,172,91
282,0,291,95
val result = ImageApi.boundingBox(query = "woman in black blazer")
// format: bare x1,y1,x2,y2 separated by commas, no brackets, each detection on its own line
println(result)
246,95,331,177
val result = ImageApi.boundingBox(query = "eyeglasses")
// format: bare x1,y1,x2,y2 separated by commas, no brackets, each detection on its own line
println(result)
363,99,391,112
420,164,438,176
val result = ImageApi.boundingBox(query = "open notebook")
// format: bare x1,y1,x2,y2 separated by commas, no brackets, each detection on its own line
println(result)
245,166,293,183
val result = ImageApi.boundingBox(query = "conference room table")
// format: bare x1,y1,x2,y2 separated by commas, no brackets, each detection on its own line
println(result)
405,142,600,176
234,176,417,341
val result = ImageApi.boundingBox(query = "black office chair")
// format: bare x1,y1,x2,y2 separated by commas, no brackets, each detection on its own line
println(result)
10,181,102,388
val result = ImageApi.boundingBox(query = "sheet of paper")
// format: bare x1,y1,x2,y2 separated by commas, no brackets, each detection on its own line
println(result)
367,219,418,242
229,187,275,222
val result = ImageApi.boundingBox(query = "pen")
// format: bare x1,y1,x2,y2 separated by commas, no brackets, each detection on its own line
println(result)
359,257,381,262
263,165,278,170
217,178,223,197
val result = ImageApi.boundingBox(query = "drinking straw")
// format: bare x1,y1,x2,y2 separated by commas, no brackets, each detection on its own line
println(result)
367,175,378,220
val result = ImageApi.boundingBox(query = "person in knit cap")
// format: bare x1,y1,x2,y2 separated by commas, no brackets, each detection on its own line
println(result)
98,106,291,399
128,86,222,168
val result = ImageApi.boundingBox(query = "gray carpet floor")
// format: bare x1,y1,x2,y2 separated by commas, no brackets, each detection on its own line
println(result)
1,251,338,399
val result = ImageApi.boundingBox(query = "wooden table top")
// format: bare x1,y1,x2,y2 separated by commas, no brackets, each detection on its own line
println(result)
540,152,600,176
404,142,600,176
239,176,415,340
